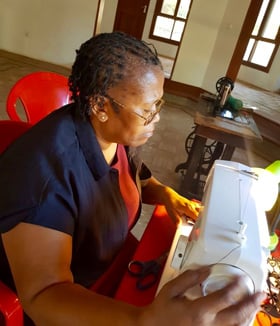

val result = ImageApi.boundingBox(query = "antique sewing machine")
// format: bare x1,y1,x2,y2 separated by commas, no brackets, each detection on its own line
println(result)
212,76,245,119
157,160,279,308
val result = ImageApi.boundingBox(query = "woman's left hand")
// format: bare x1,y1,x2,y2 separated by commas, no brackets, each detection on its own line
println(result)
162,187,200,224
141,177,201,224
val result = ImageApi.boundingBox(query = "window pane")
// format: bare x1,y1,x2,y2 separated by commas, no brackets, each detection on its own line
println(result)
262,0,280,39
252,0,269,36
251,41,275,66
243,38,255,61
154,16,174,39
161,0,176,15
171,20,185,41
177,0,191,18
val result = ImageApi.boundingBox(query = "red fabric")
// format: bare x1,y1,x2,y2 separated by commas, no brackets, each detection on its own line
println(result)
112,145,140,229
114,205,176,306
90,232,139,297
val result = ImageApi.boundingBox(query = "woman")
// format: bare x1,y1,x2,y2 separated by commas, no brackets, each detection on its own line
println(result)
0,32,264,325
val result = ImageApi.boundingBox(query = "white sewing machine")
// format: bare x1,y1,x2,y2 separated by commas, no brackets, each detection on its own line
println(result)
157,160,279,301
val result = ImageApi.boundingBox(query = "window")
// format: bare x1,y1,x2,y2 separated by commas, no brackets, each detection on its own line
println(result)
242,0,280,72
149,0,193,45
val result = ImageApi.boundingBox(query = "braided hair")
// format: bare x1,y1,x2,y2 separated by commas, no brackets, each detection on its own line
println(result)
69,32,163,119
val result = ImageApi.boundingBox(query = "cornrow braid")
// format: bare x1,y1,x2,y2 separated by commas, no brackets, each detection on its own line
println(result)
68,31,163,119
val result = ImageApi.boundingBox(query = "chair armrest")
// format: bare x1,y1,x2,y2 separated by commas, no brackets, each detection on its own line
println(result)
0,281,23,326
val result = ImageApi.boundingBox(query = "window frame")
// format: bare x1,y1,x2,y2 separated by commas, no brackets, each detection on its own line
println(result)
242,0,280,73
149,0,193,45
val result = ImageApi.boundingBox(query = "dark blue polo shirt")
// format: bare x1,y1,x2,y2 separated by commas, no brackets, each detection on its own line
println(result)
0,104,150,289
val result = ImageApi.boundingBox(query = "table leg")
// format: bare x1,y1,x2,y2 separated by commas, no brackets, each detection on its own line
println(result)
179,134,207,199
221,145,235,160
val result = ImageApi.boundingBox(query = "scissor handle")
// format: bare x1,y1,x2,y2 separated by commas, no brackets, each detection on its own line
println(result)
128,260,146,276
128,260,160,290
136,271,158,290
128,251,169,290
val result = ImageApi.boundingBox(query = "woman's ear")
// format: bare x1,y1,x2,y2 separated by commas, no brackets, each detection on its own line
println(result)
96,109,108,122
90,97,108,122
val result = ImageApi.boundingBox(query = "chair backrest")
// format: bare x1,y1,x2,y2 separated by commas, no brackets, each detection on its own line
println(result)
0,120,31,325
0,120,32,154
6,71,71,124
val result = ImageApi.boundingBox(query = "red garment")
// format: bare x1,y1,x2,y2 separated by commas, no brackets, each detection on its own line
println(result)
112,145,140,229
90,232,138,297
90,145,141,296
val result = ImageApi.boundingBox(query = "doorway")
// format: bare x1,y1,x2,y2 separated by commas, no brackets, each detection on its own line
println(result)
113,0,150,39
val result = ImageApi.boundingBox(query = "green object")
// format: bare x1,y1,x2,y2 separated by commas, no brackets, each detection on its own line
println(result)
269,232,279,251
266,161,280,182
226,95,243,111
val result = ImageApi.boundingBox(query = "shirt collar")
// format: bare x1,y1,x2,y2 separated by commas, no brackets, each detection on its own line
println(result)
73,109,110,180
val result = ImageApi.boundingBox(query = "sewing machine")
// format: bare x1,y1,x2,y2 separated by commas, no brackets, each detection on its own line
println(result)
157,160,279,303
211,76,244,120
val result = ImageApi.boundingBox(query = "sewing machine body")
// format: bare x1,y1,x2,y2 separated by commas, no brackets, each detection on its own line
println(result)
157,160,278,299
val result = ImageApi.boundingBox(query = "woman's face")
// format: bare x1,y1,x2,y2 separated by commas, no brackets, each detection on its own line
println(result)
92,65,165,148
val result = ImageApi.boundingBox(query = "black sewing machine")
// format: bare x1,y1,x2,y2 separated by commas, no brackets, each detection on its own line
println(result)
210,76,247,121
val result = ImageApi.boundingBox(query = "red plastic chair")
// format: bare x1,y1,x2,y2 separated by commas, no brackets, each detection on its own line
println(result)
6,71,71,124
0,120,32,154
0,120,32,325
0,282,23,326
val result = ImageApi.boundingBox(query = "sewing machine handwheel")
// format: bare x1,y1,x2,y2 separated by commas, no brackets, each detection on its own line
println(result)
216,77,234,93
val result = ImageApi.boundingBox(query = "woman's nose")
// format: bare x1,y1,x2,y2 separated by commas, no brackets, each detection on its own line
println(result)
152,111,160,124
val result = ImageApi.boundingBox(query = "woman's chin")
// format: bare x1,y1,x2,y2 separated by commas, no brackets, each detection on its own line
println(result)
130,136,151,147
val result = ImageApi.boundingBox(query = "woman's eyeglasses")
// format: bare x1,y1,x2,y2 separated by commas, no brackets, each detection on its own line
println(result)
106,95,165,126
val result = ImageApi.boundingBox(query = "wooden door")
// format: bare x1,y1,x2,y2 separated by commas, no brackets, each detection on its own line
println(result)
113,0,150,39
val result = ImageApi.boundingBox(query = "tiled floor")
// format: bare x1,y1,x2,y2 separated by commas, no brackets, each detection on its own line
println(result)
0,50,278,239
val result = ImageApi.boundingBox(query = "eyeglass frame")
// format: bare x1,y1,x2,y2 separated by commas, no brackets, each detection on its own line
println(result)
105,94,165,126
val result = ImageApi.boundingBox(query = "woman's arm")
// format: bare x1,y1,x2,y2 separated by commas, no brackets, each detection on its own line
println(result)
2,222,264,325
141,176,200,223
2,222,141,325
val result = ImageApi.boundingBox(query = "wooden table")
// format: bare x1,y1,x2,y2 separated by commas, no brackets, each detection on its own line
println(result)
178,101,262,200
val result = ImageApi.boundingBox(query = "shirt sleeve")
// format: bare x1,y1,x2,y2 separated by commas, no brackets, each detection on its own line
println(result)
125,146,152,181
139,162,152,180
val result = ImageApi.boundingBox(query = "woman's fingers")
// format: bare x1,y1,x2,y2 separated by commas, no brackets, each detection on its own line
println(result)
160,267,211,298
194,277,253,312
215,291,266,325
153,269,265,326
192,276,266,323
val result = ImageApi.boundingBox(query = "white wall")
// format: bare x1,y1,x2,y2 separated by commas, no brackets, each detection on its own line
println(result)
100,0,118,33
202,0,251,92
0,0,98,67
172,0,251,92
238,49,280,92
172,0,227,88
0,0,278,92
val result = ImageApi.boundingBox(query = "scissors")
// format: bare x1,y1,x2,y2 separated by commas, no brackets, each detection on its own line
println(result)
128,251,169,290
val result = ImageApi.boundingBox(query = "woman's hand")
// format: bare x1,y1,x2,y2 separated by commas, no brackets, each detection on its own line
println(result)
162,187,200,224
139,267,265,326
141,177,200,224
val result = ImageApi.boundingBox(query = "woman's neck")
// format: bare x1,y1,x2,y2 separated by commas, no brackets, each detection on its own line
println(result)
96,136,117,165
102,142,118,165
90,117,118,165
